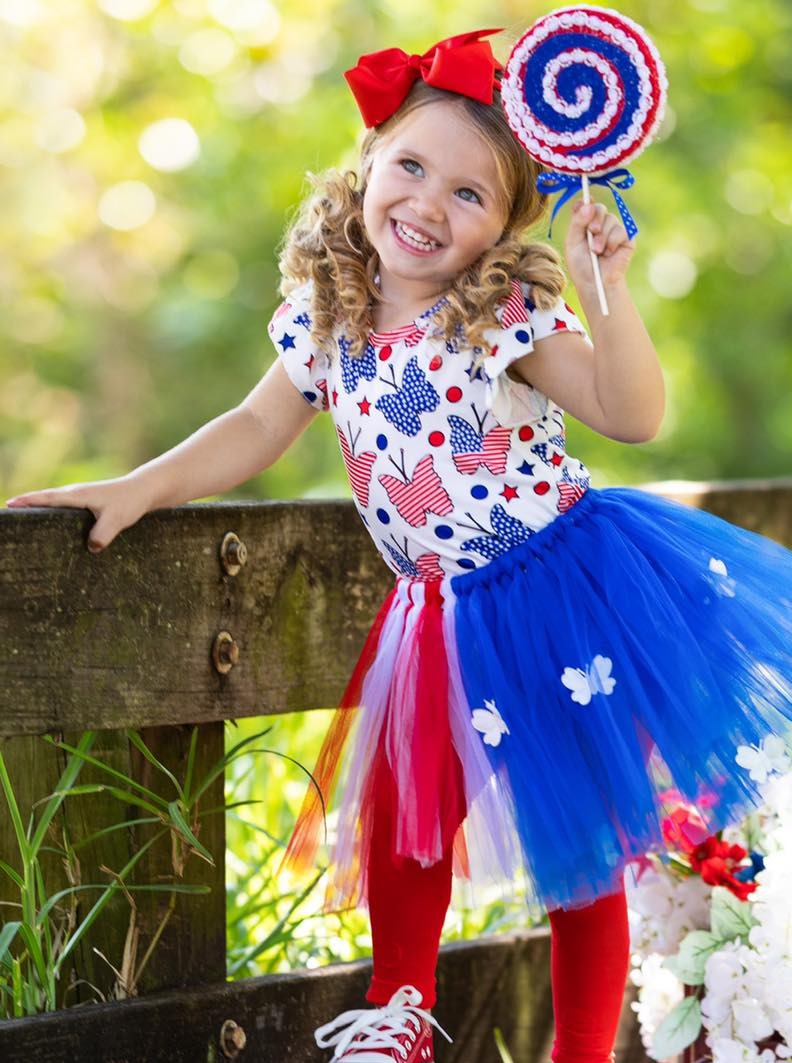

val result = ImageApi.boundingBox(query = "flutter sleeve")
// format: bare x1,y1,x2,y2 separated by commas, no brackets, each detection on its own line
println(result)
480,279,590,426
267,281,330,412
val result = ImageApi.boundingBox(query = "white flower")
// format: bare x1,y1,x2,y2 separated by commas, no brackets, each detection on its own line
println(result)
732,998,775,1043
762,959,792,1013
736,735,791,784
706,949,745,998
560,654,616,705
702,991,734,1027
711,1037,760,1063
470,698,510,747
748,926,786,966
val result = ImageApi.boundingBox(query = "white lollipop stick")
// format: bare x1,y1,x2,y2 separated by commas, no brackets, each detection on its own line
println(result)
582,175,609,317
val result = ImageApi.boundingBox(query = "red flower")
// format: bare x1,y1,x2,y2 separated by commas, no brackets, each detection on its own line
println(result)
661,805,710,853
689,837,757,901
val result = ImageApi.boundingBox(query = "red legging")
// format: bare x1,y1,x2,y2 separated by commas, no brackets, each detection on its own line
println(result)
364,759,631,1063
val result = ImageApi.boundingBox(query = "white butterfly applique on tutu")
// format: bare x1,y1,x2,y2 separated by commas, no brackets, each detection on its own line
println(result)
471,698,510,747
561,654,616,706
707,557,737,598
735,734,791,784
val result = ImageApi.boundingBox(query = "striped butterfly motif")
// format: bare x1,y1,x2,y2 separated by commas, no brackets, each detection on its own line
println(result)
383,542,444,580
379,455,453,528
449,415,511,475
337,426,377,507
375,357,440,437
556,467,590,514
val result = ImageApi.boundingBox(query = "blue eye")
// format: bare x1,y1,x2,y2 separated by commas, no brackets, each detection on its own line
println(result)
457,187,482,204
400,158,423,174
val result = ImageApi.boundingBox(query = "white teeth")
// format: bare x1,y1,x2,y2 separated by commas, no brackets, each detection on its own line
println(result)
395,221,440,251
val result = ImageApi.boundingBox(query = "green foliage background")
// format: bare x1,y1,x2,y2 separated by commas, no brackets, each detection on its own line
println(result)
2,0,791,503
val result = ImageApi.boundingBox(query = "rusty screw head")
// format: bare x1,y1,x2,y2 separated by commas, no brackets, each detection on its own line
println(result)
212,630,239,674
220,532,247,577
219,1018,247,1058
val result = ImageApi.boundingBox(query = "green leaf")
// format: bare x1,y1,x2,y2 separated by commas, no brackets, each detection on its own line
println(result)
710,885,757,941
0,858,24,890
168,800,215,866
125,730,183,801
651,995,702,1059
662,930,723,985
0,923,21,966
0,751,31,863
29,731,96,861
493,1028,515,1063
183,725,199,805
40,734,168,810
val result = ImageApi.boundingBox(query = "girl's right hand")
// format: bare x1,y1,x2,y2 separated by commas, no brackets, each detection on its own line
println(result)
5,474,150,554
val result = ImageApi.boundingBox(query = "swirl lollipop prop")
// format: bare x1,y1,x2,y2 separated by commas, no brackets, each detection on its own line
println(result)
501,6,668,315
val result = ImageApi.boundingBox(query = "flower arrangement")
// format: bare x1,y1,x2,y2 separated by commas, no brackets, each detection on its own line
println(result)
626,734,792,1063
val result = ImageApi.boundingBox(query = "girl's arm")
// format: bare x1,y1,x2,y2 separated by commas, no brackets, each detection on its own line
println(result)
511,201,666,444
6,360,317,551
132,359,317,509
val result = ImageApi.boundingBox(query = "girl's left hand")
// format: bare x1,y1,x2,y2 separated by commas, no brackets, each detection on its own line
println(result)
564,200,635,293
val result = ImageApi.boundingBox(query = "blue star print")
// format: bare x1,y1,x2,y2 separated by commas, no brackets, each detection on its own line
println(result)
278,333,296,351
375,356,440,437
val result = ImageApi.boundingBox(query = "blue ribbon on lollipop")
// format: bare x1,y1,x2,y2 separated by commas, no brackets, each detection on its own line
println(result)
536,169,639,241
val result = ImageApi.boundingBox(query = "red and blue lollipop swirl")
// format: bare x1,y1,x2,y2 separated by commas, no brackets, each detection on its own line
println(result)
501,5,668,313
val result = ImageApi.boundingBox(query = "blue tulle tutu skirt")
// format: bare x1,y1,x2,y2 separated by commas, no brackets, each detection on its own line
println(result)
284,486,792,914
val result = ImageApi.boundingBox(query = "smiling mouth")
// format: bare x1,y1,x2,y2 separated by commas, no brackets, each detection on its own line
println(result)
391,219,443,255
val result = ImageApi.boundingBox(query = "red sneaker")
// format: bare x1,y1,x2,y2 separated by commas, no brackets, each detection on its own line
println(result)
314,984,452,1061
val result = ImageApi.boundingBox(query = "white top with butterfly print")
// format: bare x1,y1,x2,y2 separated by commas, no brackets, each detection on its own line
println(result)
268,277,594,580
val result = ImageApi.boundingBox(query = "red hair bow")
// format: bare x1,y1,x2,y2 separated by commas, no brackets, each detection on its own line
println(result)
345,28,504,129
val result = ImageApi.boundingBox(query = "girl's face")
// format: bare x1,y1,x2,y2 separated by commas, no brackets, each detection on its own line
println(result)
362,99,509,306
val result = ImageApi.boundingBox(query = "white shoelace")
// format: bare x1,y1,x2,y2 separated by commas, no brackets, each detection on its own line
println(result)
314,984,453,1062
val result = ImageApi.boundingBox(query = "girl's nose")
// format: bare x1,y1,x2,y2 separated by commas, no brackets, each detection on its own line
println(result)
409,190,444,224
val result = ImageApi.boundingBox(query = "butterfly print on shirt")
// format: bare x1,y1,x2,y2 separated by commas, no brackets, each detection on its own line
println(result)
379,452,453,528
384,538,445,580
556,467,590,514
459,504,532,561
375,357,440,436
339,337,377,394
449,407,511,475
337,424,377,507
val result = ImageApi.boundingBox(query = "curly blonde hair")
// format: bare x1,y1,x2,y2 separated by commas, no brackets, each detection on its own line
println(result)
278,78,566,357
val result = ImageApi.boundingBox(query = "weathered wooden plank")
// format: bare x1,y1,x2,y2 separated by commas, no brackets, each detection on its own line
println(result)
0,929,646,1063
0,724,225,1006
0,501,391,737
4,482,792,737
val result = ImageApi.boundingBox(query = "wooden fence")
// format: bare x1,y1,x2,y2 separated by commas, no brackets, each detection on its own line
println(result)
2,479,791,1062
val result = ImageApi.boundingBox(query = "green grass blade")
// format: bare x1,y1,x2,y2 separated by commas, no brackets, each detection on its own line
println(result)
0,859,24,890
40,735,169,810
183,725,199,805
493,1027,515,1063
29,732,96,861
124,730,183,800
0,923,21,966
227,868,324,976
53,828,167,977
167,800,215,866
0,751,31,863
191,727,275,804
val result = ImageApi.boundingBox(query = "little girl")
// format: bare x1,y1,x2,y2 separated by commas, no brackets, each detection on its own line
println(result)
8,26,792,1063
